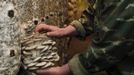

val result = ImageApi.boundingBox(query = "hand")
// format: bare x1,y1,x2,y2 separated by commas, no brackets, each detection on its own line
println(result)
34,23,60,33
35,24,77,38
36,64,72,75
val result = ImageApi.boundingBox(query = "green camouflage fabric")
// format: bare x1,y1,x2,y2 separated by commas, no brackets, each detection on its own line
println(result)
69,0,134,75
70,0,95,39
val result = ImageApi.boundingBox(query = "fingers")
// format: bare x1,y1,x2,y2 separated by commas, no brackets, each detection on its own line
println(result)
34,24,60,33
47,32,61,37
34,24,52,33
34,24,77,38
47,25,77,37
34,24,47,32
36,67,60,75
36,69,51,75
36,65,71,75
47,29,65,38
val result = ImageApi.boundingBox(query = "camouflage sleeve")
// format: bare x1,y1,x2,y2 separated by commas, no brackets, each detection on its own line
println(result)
68,55,90,75
69,0,134,75
70,1,95,39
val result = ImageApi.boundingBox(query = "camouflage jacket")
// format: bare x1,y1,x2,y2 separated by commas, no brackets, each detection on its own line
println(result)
68,0,134,75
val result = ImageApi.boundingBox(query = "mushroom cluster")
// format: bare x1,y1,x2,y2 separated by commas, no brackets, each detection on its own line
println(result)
21,33,61,75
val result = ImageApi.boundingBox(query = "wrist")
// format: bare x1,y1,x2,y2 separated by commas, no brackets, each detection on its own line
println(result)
63,25,77,36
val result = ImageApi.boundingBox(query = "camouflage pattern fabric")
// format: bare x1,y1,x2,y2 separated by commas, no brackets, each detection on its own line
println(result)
68,0,134,75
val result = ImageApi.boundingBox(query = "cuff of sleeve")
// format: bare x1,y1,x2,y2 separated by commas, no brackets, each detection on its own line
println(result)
68,55,90,75
70,20,86,39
